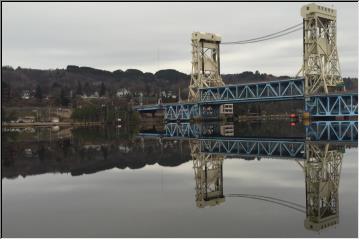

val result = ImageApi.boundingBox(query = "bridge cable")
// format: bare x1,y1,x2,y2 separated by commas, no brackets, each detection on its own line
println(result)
222,22,303,45
226,194,306,213
222,27,302,45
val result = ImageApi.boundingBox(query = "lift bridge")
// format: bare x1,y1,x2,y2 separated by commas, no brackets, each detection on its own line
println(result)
135,3,358,120
139,121,356,232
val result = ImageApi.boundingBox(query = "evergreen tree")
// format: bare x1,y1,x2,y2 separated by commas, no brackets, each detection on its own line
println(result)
59,88,69,106
76,81,83,96
34,85,43,100
100,82,106,97
83,82,91,96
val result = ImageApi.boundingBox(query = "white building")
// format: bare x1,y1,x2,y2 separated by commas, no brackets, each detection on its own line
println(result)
21,90,31,99
116,88,131,97
81,91,100,99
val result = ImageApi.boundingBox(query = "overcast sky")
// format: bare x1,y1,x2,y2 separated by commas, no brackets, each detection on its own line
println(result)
2,2,358,77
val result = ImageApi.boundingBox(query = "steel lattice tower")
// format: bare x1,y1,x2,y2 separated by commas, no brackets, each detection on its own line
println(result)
300,3,343,95
191,140,225,208
189,32,225,101
304,143,343,231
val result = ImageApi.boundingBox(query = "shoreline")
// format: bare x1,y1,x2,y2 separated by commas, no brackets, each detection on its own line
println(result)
2,122,103,128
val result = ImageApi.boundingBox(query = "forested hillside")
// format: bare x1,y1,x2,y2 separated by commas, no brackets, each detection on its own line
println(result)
2,65,357,107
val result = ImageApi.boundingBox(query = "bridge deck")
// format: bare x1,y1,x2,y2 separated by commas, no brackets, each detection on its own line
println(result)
134,78,358,119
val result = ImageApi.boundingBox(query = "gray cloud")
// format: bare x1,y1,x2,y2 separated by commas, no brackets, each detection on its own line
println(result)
2,2,358,77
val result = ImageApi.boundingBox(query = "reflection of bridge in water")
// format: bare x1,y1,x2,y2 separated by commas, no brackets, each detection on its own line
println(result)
139,121,357,159
139,121,357,232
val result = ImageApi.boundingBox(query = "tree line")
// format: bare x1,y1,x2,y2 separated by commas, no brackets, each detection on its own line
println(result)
2,65,358,108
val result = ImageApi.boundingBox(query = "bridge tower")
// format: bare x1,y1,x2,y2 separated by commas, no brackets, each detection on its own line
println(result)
191,140,225,208
300,3,343,95
304,143,343,231
189,32,225,101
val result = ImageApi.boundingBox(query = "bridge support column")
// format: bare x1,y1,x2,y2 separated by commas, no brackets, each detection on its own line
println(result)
220,104,234,119
198,104,234,121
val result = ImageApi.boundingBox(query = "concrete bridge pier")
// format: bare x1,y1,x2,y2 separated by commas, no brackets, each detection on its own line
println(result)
199,104,234,121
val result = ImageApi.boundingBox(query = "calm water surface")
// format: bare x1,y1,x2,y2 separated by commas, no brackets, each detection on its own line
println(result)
2,121,358,237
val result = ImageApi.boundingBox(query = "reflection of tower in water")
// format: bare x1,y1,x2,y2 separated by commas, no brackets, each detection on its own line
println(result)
191,140,225,208
155,121,352,231
191,123,234,208
191,137,344,232
304,143,343,231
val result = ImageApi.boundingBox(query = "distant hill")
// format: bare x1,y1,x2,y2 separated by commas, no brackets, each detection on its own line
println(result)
2,65,357,104
2,65,191,98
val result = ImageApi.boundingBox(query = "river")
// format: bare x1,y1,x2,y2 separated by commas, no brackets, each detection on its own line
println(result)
2,120,358,237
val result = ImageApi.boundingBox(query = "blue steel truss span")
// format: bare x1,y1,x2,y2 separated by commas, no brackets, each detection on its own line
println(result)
200,139,305,159
134,78,358,120
134,104,164,112
306,121,358,141
162,121,358,142
134,103,199,121
164,103,199,121
199,78,305,104
139,121,357,159
305,93,358,117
